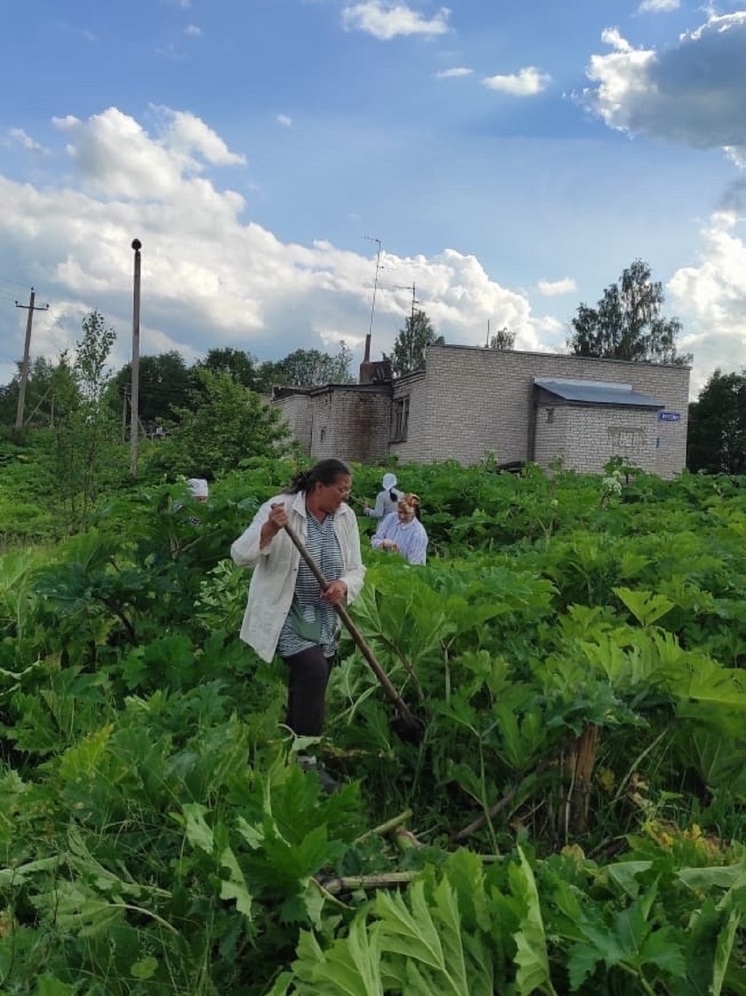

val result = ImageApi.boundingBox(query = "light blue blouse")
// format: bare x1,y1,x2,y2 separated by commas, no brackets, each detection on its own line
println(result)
371,513,428,565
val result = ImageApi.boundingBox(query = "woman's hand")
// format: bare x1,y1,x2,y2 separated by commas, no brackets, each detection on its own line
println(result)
322,580,348,605
260,502,288,548
381,539,399,552
268,502,288,530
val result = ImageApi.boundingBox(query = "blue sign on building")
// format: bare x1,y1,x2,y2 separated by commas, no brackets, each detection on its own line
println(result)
658,411,681,422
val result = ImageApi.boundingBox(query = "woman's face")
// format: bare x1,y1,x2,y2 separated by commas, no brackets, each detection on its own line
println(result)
397,505,416,523
315,474,352,513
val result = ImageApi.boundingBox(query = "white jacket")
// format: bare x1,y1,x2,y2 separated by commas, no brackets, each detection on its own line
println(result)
230,491,365,662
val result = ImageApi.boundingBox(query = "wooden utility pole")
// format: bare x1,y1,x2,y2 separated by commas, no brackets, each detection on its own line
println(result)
129,239,142,477
15,288,49,429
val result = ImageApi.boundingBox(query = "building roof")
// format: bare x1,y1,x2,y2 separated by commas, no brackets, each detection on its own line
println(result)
534,377,664,408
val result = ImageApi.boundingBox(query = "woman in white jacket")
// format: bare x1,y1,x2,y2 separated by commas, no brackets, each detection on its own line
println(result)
231,459,365,743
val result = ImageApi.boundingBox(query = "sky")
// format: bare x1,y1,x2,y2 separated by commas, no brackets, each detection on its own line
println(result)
2,1,746,399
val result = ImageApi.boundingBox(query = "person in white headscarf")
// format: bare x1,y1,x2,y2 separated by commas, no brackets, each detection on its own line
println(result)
186,478,209,503
364,472,402,519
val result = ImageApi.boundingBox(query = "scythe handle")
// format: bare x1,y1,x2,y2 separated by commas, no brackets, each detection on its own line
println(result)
282,521,418,724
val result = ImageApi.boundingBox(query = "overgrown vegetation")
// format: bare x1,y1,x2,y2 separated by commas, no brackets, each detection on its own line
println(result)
1,450,745,994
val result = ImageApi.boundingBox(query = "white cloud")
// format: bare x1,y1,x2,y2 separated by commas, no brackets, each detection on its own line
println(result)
436,66,472,79
341,1,449,40
638,0,680,11
155,108,246,166
184,24,202,36
52,107,245,200
537,277,577,297
276,114,293,127
7,128,48,155
668,211,746,395
582,13,746,163
0,107,554,377
482,66,551,96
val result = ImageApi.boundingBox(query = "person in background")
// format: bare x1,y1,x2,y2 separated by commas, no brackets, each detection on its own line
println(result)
186,478,209,503
230,458,365,791
364,472,402,519
371,492,428,565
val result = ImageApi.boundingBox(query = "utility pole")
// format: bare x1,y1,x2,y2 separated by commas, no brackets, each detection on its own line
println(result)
129,239,142,477
14,288,49,429
363,236,383,364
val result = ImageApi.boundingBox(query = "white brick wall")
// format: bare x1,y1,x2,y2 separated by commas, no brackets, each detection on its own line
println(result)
274,345,690,478
419,346,689,476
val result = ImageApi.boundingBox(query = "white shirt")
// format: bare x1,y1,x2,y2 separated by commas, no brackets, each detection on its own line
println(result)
230,491,365,662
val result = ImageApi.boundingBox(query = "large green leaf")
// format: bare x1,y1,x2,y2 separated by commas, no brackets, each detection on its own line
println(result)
510,847,557,996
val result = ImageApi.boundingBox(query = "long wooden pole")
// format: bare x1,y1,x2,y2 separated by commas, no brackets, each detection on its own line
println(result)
282,521,421,734
129,239,142,477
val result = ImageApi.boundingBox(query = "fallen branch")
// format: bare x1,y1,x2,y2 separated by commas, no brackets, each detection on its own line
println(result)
314,871,417,896
451,760,554,843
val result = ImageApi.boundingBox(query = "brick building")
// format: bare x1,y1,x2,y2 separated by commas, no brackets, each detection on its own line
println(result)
272,344,690,477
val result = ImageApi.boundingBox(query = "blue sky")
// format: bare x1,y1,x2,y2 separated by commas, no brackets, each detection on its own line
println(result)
2,0,746,397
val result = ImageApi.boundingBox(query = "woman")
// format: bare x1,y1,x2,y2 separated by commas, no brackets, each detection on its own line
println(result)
371,493,428,565
364,472,402,519
231,458,365,744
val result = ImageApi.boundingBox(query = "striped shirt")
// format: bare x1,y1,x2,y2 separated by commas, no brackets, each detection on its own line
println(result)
371,513,428,565
277,511,344,658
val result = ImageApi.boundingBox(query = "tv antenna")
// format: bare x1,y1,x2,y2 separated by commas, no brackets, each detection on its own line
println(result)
363,236,383,363
395,282,419,324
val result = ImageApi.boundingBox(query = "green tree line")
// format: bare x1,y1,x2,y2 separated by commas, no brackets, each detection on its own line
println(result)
0,342,355,432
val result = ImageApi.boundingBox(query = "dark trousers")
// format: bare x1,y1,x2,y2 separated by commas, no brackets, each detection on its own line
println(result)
282,646,332,737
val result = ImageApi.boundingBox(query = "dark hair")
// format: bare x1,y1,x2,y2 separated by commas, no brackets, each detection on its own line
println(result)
284,458,352,495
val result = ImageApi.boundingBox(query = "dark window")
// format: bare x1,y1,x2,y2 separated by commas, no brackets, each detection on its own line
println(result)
547,408,555,424
393,397,410,442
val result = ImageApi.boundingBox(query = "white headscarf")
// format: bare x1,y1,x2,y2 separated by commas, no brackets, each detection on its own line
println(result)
187,478,209,499
382,472,398,491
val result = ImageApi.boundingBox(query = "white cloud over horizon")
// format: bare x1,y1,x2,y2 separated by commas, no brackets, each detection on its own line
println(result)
3,100,746,403
669,210,746,395
0,106,553,379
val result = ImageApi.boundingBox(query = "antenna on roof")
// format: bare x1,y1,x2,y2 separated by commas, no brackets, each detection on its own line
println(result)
395,283,419,325
363,236,383,363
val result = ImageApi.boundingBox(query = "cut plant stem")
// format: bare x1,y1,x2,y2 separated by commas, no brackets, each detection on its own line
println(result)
354,809,413,844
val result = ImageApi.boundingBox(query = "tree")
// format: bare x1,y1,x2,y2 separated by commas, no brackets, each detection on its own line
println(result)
163,370,293,477
195,347,261,390
0,356,59,427
274,341,354,387
109,351,192,428
53,311,123,529
488,326,516,350
566,259,691,364
687,369,746,474
385,310,444,377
